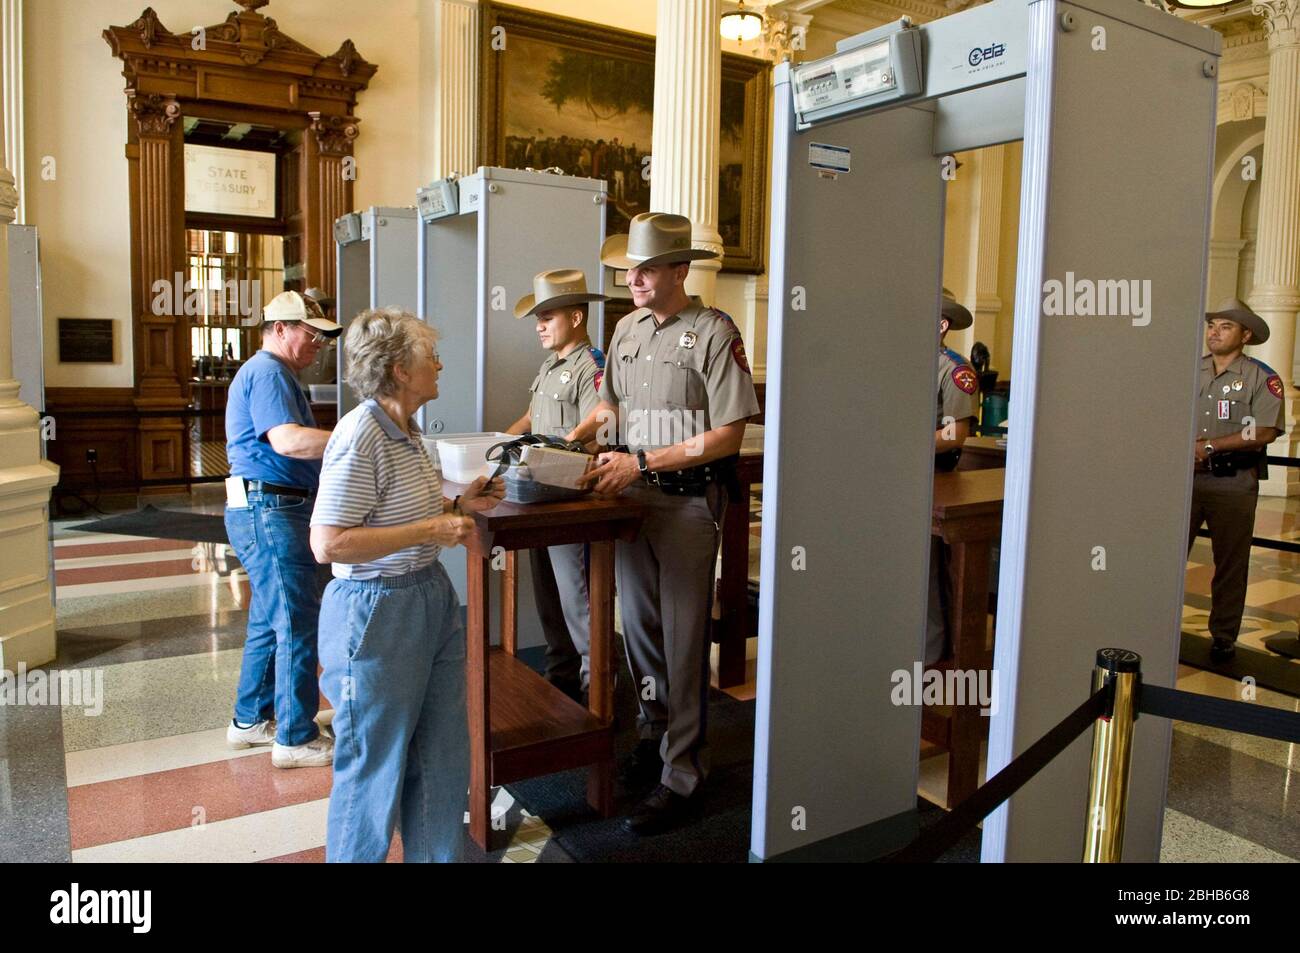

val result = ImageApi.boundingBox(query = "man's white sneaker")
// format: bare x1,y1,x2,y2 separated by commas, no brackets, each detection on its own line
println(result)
226,719,276,749
271,734,334,769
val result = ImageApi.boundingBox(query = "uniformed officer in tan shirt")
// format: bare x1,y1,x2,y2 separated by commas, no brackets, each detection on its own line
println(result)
570,212,760,835
1188,298,1284,664
927,293,979,663
506,269,608,700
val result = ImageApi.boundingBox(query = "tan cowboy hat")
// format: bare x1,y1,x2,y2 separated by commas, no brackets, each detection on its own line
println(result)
1206,297,1270,344
303,286,335,311
600,212,719,270
264,290,343,337
514,268,608,320
940,287,973,331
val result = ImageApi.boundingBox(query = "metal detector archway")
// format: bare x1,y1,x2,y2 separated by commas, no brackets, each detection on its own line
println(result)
753,0,1220,862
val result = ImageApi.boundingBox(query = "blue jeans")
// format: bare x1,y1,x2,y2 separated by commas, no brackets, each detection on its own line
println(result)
319,562,468,863
226,492,330,747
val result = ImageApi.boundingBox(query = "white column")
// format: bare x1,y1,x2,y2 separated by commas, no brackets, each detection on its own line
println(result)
1207,237,1247,304
651,0,723,301
743,274,769,380
0,3,58,670
2,0,21,224
1250,0,1300,496
957,145,1005,359
420,0,479,183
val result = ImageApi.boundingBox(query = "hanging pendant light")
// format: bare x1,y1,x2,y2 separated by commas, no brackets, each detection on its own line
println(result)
720,1,764,42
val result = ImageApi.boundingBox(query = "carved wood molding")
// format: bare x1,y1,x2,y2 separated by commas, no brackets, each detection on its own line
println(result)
104,2,377,489
308,112,360,156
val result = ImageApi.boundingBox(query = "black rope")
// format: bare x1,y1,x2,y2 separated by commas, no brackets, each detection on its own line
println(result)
884,682,1113,863
1195,527,1300,555
1140,683,1300,744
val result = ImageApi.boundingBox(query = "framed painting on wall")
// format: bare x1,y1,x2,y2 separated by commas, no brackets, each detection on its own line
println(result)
479,2,769,273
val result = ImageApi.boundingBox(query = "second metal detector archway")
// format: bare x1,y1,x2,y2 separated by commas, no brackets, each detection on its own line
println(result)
753,0,1220,862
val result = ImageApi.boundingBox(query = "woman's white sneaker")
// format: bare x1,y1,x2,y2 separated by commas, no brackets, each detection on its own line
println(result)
271,734,334,768
226,719,276,749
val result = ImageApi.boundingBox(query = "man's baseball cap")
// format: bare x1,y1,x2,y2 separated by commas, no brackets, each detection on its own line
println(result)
263,291,343,338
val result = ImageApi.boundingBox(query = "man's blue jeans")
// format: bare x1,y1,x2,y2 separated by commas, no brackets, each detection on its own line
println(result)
226,492,330,747
319,562,468,863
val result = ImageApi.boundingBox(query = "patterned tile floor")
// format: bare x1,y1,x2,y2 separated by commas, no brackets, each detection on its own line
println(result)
0,485,1297,862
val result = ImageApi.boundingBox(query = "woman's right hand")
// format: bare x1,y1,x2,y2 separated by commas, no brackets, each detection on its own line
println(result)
427,513,476,548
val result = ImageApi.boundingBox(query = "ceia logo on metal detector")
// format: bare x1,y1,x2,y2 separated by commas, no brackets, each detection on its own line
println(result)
968,42,1006,66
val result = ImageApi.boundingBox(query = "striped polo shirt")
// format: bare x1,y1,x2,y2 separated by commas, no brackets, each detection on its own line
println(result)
312,399,444,580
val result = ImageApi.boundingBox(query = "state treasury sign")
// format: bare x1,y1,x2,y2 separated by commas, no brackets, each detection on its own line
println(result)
184,144,276,219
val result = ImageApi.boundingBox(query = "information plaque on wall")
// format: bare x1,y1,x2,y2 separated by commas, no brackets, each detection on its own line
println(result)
58,318,114,363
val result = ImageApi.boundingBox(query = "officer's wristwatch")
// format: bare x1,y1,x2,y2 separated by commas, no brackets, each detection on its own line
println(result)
1203,442,1215,457
636,448,650,480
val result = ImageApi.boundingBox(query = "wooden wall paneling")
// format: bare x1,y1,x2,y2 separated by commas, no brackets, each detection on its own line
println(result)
103,3,377,494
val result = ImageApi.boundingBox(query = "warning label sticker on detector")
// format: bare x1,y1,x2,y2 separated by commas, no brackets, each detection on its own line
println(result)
809,142,851,174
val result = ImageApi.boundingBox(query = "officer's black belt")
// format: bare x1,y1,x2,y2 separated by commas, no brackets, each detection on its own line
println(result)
644,454,740,499
935,449,962,473
245,480,312,498
1201,450,1262,476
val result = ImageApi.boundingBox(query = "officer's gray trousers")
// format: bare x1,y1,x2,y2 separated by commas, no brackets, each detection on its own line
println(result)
1187,469,1259,643
530,543,592,689
615,481,723,797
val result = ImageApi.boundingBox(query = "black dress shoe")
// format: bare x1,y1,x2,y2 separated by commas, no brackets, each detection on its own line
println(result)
1210,638,1237,664
622,784,695,836
618,738,663,789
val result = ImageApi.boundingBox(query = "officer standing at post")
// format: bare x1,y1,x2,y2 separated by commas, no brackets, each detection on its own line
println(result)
570,212,760,835
1189,298,1284,664
505,269,608,702
927,291,979,663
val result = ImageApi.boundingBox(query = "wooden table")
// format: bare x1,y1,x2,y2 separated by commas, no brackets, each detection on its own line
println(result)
957,435,1007,471
927,467,1005,806
444,482,644,850
714,437,1006,806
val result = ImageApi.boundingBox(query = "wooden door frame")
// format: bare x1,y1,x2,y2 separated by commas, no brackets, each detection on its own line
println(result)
102,0,375,490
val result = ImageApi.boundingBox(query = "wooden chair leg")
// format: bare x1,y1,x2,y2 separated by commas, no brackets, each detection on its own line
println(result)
466,550,493,850
586,539,615,817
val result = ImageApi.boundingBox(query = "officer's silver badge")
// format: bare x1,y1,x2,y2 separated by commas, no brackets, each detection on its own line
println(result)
680,330,698,349
560,370,572,384
1232,379,1244,391
1222,385,1231,395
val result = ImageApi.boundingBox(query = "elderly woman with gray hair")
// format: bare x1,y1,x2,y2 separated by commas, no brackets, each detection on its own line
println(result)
310,307,502,863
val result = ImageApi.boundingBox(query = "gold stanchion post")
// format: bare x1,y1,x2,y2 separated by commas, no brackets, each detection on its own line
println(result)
1082,648,1141,862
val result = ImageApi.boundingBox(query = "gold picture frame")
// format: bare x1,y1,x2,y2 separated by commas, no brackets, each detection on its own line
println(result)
479,2,769,274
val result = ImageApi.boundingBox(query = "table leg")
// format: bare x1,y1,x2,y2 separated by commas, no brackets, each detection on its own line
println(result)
715,481,751,689
502,550,517,656
466,549,493,850
586,539,615,817
944,539,993,807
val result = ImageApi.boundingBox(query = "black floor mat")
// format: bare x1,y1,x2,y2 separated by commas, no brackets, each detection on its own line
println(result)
68,505,229,545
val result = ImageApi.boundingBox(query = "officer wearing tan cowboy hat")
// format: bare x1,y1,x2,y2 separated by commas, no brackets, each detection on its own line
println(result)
1189,297,1284,665
505,269,608,702
569,212,760,835
926,290,980,664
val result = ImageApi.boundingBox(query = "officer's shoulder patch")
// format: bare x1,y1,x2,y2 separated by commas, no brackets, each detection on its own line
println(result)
951,364,978,395
1249,357,1284,398
593,368,604,393
730,335,752,375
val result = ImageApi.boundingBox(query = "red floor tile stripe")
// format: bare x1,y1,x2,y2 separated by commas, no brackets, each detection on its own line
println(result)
56,558,206,587
67,753,334,850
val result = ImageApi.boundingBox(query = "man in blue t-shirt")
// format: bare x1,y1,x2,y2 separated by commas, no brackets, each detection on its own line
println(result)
225,291,342,768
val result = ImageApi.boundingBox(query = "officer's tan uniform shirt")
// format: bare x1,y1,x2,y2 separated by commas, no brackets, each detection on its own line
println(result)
1196,353,1285,476
597,298,760,451
937,346,978,429
528,342,602,437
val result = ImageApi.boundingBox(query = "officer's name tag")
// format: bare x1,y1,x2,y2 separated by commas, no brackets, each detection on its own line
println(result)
1217,400,1231,420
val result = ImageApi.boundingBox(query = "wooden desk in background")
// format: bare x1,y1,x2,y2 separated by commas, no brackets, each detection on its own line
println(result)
442,482,643,850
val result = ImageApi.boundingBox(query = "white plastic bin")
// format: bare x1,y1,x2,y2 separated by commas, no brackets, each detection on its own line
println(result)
421,432,512,483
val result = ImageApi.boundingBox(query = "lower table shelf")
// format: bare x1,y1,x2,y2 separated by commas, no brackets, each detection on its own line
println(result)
488,648,614,787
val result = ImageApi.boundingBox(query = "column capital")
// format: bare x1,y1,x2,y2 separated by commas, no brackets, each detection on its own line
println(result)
308,112,360,156
1252,0,1300,46
127,90,180,138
